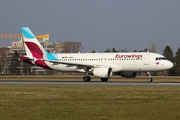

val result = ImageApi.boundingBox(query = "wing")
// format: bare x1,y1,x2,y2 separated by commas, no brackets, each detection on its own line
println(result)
43,59,123,72
44,59,103,68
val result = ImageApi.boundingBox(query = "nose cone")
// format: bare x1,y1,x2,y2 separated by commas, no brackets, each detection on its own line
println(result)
167,61,174,69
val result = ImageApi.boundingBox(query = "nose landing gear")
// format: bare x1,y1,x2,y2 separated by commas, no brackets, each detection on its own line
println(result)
147,72,153,82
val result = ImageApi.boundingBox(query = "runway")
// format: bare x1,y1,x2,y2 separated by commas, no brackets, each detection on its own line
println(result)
1,80,180,86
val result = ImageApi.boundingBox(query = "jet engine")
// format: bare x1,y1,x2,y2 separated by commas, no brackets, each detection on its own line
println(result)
117,72,137,78
93,67,112,78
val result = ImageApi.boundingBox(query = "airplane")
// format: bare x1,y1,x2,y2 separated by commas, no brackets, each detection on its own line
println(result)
19,27,173,82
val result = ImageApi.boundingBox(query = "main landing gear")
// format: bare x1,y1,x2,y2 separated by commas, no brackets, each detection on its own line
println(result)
83,76,108,82
101,78,108,82
83,69,91,82
83,76,91,82
147,72,153,82
83,69,109,82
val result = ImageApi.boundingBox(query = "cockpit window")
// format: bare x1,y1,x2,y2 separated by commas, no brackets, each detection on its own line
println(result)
155,57,166,60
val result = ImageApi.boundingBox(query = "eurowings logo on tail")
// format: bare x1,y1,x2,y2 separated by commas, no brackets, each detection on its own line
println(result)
21,27,45,59
21,27,53,69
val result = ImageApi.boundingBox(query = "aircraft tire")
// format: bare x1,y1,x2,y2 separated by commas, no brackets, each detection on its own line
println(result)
83,76,91,82
148,78,153,82
101,78,108,82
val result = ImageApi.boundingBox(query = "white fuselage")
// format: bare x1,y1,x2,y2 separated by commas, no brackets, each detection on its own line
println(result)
45,52,173,73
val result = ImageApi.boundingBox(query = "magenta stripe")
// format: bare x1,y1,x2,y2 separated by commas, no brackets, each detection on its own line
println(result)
35,60,51,69
25,42,51,69
25,42,43,59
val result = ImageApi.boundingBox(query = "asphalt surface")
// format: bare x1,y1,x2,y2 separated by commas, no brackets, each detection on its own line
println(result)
0,80,180,86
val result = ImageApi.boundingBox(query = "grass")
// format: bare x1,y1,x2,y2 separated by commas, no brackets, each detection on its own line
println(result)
0,85,180,120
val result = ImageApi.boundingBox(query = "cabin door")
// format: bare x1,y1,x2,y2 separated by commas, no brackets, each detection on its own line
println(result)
144,54,149,65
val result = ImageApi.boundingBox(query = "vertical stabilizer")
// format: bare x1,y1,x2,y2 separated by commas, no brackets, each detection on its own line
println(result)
21,27,47,59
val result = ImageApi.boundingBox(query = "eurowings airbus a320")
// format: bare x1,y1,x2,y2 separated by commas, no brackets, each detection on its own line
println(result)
19,27,173,82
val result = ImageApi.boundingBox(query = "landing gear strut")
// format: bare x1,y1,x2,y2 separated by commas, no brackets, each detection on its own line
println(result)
83,69,91,82
147,72,153,82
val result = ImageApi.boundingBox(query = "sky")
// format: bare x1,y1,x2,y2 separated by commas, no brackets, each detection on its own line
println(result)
0,0,180,55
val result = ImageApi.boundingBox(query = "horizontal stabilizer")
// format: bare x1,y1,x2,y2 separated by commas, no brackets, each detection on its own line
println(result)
19,56,33,61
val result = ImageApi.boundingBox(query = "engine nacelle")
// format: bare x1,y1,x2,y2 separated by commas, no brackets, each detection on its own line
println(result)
117,72,137,78
93,67,112,78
